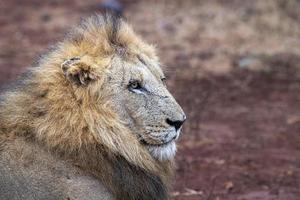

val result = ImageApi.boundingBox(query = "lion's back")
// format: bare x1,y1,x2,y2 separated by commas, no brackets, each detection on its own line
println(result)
0,138,114,200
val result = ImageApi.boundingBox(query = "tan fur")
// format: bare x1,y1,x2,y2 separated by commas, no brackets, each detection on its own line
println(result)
0,14,185,199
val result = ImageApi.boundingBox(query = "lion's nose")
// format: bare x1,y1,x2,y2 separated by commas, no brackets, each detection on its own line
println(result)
166,116,186,131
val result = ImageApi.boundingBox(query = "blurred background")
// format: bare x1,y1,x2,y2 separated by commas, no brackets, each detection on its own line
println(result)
1,0,300,199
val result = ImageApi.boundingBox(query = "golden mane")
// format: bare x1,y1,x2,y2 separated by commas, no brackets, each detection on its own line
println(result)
0,14,172,199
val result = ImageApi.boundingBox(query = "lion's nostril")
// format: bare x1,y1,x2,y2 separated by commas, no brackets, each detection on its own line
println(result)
166,118,186,131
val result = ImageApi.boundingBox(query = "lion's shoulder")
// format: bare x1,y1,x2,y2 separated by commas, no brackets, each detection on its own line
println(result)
0,138,114,200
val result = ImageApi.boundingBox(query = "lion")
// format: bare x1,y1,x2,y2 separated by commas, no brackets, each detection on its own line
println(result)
0,14,186,200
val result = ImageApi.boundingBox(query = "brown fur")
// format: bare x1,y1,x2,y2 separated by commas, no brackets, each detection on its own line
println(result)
0,14,173,199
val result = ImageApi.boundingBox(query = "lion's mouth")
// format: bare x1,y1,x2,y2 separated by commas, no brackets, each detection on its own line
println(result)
145,140,177,161
140,138,175,147
137,134,178,160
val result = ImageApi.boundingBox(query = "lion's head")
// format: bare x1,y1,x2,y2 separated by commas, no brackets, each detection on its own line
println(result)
109,56,186,161
57,15,186,162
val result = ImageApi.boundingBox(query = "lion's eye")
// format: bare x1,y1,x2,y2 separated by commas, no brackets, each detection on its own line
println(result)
161,77,167,85
128,80,142,90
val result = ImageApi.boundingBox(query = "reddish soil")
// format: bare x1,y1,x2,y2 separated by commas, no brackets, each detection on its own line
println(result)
1,0,300,199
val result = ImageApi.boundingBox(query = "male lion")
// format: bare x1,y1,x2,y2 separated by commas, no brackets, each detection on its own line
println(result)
0,14,186,200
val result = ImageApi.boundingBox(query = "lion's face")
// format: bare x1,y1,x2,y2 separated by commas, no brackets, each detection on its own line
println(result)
107,56,186,161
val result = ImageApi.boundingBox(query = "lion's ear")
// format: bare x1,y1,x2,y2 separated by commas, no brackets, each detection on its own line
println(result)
61,56,97,85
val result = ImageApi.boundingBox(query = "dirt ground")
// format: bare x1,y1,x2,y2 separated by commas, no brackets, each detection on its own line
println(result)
1,0,300,199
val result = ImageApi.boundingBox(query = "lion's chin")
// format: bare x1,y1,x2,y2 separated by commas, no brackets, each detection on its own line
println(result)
146,141,177,161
